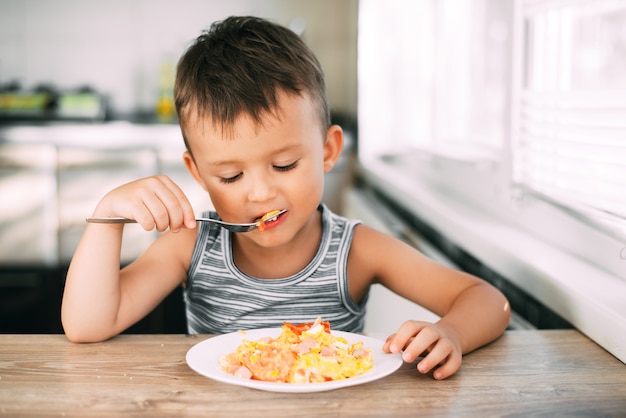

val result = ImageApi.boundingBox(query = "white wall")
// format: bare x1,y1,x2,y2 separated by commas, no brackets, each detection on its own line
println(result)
0,0,357,117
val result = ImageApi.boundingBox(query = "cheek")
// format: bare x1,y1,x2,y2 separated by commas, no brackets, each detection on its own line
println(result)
203,184,234,212
291,163,325,201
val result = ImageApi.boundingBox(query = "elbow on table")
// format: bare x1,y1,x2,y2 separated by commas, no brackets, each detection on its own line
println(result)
492,290,512,342
62,324,116,343
473,281,511,343
61,309,116,343
488,282,511,336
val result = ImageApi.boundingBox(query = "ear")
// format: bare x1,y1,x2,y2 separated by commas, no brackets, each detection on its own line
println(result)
323,125,344,173
183,151,208,191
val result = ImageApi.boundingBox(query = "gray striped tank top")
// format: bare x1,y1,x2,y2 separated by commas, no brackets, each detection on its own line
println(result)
183,204,368,334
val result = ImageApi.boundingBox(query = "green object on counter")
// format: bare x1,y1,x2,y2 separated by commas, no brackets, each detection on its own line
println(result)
57,93,104,119
0,93,50,113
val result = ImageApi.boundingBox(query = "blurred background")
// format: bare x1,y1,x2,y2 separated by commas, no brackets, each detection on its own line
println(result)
0,0,357,333
0,0,357,118
1,0,625,366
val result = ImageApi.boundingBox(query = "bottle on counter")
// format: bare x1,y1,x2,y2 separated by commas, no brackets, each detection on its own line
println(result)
155,60,176,123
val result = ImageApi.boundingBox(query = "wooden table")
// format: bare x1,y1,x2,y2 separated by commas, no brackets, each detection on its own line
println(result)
1,330,625,417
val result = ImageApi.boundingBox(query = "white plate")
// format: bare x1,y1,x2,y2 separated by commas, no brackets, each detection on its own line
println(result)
186,328,403,393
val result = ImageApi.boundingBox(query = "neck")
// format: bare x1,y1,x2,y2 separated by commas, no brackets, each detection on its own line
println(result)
231,210,323,279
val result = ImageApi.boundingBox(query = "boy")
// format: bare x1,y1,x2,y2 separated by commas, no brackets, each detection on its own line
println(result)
61,16,510,380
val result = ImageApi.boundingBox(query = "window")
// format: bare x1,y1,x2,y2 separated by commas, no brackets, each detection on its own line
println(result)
358,0,626,281
358,0,511,159
514,0,626,233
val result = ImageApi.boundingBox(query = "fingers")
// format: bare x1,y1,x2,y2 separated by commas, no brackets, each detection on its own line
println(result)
383,320,462,380
427,347,462,380
148,176,196,232
383,320,428,357
98,176,196,232
416,338,461,380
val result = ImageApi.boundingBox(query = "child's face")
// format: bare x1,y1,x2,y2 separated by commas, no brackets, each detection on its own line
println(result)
183,91,342,244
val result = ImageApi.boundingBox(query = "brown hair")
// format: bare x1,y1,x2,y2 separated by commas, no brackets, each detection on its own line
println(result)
175,16,330,141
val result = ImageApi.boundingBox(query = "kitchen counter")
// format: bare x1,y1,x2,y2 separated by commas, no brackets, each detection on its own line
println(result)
1,330,625,416
0,121,183,149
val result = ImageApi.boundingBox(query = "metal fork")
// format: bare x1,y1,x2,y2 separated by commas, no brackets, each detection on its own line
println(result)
85,209,287,233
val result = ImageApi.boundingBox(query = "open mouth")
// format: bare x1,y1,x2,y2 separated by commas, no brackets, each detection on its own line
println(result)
255,209,286,232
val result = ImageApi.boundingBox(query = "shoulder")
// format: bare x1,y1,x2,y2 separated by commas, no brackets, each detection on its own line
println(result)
351,223,401,258
321,206,430,280
349,223,429,281
320,205,401,260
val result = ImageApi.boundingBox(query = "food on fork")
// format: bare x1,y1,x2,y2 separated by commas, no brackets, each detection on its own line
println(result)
255,209,283,232
219,317,374,383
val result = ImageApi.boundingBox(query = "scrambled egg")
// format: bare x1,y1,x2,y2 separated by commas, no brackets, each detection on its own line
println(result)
219,318,374,383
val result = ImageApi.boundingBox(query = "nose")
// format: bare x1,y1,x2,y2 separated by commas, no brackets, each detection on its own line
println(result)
246,171,276,203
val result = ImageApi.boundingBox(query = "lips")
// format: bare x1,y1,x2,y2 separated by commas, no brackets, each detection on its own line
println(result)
255,209,286,232
255,209,283,224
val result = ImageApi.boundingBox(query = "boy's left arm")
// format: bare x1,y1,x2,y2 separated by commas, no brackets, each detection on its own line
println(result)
350,225,511,380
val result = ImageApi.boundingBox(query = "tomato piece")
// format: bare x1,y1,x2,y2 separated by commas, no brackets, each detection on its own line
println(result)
284,320,331,335
255,209,281,233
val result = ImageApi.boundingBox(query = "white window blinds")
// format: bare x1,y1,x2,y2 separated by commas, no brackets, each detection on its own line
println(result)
513,0,626,229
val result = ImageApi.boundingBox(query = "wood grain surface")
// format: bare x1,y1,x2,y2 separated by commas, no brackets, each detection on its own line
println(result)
0,330,624,417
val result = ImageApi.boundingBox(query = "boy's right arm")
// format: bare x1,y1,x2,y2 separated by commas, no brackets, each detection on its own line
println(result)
61,176,198,342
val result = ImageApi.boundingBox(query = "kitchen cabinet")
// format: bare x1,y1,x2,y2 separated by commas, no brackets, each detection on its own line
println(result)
56,146,160,263
0,123,200,334
0,143,58,265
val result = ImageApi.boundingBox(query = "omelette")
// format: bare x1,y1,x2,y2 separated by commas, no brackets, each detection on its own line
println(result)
219,318,374,383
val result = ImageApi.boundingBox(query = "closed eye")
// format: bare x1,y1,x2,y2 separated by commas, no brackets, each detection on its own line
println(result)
219,161,298,184
219,173,242,184
274,161,299,172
